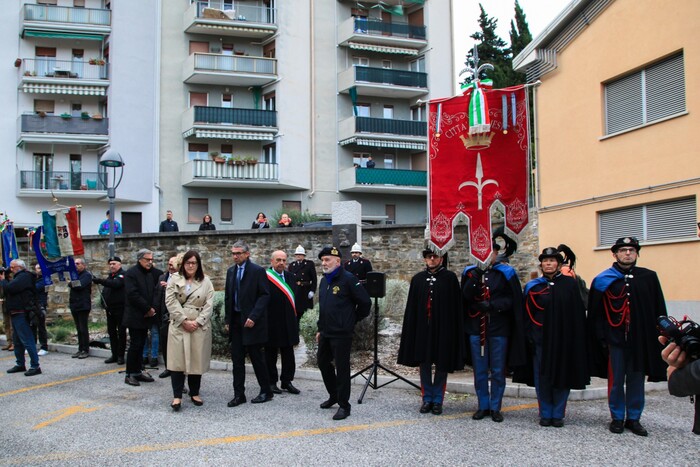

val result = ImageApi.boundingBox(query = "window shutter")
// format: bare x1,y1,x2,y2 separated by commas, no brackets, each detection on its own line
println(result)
605,73,643,134
646,197,696,241
645,53,685,122
599,206,644,246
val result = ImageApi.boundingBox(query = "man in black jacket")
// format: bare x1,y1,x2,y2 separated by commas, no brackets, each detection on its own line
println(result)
288,245,317,321
225,241,271,406
69,258,93,359
158,210,179,232
1,260,41,376
316,246,371,421
93,256,126,364
123,249,163,386
154,256,179,378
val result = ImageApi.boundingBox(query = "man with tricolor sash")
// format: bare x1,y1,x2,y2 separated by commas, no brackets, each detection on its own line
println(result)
265,250,301,395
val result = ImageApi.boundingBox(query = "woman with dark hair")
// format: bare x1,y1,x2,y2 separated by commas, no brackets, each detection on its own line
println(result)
198,214,216,231
165,250,214,411
251,212,270,229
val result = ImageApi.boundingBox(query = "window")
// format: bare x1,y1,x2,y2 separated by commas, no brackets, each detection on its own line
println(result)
222,43,234,56
221,199,233,223
37,0,58,4
263,92,276,111
382,60,392,69
188,143,208,160
263,41,276,59
71,102,82,116
383,105,394,119
357,103,370,117
384,154,394,169
605,53,685,135
188,198,208,223
34,100,55,114
352,57,369,67
411,104,425,121
409,56,425,73
385,204,396,224
73,0,85,7
263,143,276,164
283,200,301,212
221,144,233,160
189,41,209,55
353,152,370,167
189,92,207,107
222,94,232,108
598,197,697,246
121,212,142,234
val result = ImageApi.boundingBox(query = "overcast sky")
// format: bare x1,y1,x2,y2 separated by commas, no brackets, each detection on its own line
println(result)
451,0,572,86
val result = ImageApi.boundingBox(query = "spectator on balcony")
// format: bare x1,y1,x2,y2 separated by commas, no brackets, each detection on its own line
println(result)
199,214,216,231
98,210,122,236
159,210,179,233
365,156,376,169
251,212,270,230
277,213,293,228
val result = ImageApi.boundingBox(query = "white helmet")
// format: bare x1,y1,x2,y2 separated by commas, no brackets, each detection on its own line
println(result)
351,243,362,253
294,245,306,255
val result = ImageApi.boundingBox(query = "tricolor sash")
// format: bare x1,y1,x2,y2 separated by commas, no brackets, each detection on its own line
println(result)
266,269,296,316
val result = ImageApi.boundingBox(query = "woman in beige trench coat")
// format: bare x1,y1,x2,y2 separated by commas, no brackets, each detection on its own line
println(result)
165,250,214,411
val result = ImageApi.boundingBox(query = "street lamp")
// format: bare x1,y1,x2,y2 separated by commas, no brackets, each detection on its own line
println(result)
99,150,125,258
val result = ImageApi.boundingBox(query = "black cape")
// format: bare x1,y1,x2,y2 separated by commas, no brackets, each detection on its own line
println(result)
397,267,465,373
586,263,667,382
265,269,300,347
515,273,590,389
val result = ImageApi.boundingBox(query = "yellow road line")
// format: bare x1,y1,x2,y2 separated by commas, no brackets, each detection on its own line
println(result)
0,367,123,398
3,406,538,464
33,403,108,430
0,356,16,361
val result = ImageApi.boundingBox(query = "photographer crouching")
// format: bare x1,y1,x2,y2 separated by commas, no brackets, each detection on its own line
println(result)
658,316,700,435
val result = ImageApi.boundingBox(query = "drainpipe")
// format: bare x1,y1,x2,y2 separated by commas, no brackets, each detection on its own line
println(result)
308,0,316,199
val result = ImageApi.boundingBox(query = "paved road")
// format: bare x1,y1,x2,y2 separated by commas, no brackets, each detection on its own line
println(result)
0,349,697,466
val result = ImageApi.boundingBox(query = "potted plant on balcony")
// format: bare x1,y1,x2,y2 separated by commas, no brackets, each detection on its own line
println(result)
92,113,103,120
89,58,106,66
81,111,90,120
231,156,244,166
210,151,225,164
244,156,258,166
60,113,72,119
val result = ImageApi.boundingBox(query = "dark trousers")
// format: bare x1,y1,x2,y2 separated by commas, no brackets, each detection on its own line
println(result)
30,307,48,350
419,363,448,404
126,327,147,376
171,372,201,398
265,345,296,385
159,321,169,366
317,335,352,409
608,345,645,421
71,309,90,352
12,313,39,369
106,309,126,359
230,317,271,397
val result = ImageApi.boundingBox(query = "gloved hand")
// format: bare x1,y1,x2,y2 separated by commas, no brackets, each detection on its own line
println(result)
92,277,103,285
474,300,492,313
308,291,314,299
470,267,486,280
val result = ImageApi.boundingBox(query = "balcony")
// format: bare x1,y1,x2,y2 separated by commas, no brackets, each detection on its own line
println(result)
18,170,107,199
338,66,427,99
21,4,111,39
20,58,109,96
182,106,277,140
338,17,427,51
184,1,277,38
18,114,109,146
183,53,277,86
182,159,292,189
339,167,426,195
338,116,427,150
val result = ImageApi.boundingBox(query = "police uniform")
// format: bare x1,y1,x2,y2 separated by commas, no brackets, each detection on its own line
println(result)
344,243,373,283
288,245,317,318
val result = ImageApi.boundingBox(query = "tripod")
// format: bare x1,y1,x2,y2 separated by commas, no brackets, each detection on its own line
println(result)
351,296,419,404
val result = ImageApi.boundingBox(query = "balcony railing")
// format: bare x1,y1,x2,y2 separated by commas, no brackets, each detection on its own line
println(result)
194,106,276,126
354,66,427,88
355,167,426,187
194,0,276,24
193,53,276,74
21,58,109,80
188,159,278,182
23,4,111,26
20,114,109,135
353,18,426,40
20,171,106,191
356,117,426,137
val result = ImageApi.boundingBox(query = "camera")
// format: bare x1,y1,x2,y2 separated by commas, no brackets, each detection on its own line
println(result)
657,315,700,361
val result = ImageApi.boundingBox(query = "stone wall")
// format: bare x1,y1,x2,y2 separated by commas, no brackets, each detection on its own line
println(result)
30,212,540,318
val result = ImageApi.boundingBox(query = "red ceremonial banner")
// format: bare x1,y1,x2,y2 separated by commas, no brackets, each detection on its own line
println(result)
428,85,529,263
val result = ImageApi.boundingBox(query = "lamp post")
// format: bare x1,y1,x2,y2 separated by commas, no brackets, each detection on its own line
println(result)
99,150,125,258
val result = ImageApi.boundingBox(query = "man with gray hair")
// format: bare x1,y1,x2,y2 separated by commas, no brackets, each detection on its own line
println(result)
1,260,42,376
123,249,163,386
68,258,93,359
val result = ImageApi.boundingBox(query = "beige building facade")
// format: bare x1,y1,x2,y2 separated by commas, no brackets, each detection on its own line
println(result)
514,0,700,316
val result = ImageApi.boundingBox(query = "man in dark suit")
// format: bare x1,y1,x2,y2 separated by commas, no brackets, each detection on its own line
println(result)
225,240,272,407
265,250,300,395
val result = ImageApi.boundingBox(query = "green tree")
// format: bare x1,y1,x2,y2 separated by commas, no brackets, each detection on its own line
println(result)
509,0,533,84
462,4,512,89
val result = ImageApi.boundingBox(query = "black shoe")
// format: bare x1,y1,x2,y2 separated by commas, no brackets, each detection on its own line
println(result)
77,351,89,359
609,419,624,434
419,402,434,414
320,398,338,409
24,367,42,376
472,409,490,420
150,358,159,368
159,369,171,378
104,356,118,364
117,357,125,365
333,407,350,420
491,411,504,423
551,418,564,428
125,376,140,386
270,384,282,394
281,382,301,394
539,418,552,427
191,396,204,406
251,392,273,404
431,403,443,415
624,419,648,437
171,400,181,412
227,396,246,407
7,366,27,374
71,351,81,358
143,356,149,365
133,373,154,383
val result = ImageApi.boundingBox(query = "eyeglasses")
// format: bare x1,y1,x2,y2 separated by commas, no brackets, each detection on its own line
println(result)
141,257,154,262
231,251,245,256
184,261,198,266
616,247,637,254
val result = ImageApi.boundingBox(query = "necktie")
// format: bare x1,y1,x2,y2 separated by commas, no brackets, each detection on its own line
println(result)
235,267,243,311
